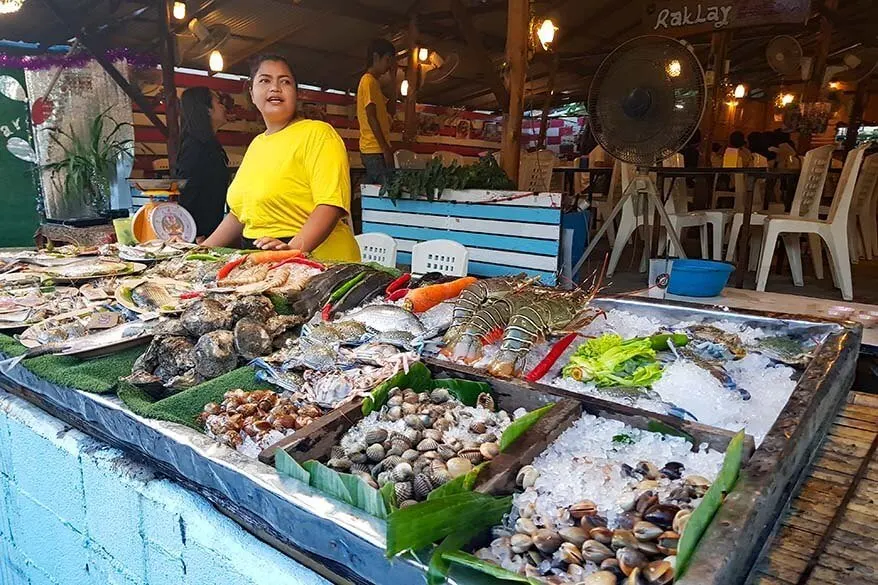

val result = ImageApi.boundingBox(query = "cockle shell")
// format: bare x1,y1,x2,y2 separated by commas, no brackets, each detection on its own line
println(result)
417,438,439,452
437,444,456,460
469,421,487,434
479,442,500,460
401,449,420,462
366,443,386,462
476,392,495,411
423,428,443,442
394,481,413,502
398,499,418,508
365,428,388,445
458,448,482,464
413,473,433,499
429,388,450,403
446,457,473,478
391,462,413,482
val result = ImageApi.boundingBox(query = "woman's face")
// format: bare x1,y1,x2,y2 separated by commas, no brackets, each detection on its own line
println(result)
250,60,297,127
209,91,227,130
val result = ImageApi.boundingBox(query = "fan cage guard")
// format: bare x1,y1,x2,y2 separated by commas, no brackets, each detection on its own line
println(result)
588,35,706,167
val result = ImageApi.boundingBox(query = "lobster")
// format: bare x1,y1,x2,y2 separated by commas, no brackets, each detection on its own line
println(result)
444,274,537,344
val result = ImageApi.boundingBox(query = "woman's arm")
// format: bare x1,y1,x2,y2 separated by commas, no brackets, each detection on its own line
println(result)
202,213,244,248
254,204,345,252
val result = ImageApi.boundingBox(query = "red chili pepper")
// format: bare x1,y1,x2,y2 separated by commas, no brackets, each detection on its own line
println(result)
321,302,333,321
525,332,578,383
179,291,204,300
270,257,326,271
216,256,246,281
386,287,409,302
385,273,411,295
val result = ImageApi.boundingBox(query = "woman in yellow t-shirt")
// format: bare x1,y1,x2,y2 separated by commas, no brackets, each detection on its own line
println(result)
202,55,360,262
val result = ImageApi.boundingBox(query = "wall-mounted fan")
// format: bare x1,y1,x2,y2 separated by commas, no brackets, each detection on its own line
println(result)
766,35,809,80
830,48,878,83
182,19,230,61
422,51,459,85
574,35,707,273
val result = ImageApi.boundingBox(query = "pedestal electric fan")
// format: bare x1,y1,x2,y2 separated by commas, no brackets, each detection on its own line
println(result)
573,35,707,276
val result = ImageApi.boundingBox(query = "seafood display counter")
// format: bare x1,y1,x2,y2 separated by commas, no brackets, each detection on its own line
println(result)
0,244,862,585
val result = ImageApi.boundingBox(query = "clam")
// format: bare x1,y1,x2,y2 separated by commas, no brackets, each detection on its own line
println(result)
469,421,487,434
350,452,368,464
601,558,624,578
366,443,386,462
581,571,617,585
417,438,439,452
429,388,450,403
636,460,660,480
635,491,659,515
643,504,680,530
581,514,609,530
532,529,562,554
476,392,495,411
627,566,649,585
559,526,587,547
458,448,483,465
447,457,473,478
403,428,421,444
516,465,539,489
419,414,433,428
612,529,639,551
515,517,538,536
567,563,585,581
401,402,419,415
365,428,388,445
404,414,425,430
633,521,663,541
413,473,433,500
616,511,641,530
387,395,404,407
557,542,582,565
656,531,679,555
617,547,648,576
569,500,598,519
398,499,418,508
480,442,500,460
394,481,414,502
436,444,457,460
668,486,695,503
673,509,692,535
510,533,533,554
402,390,419,404
589,526,613,546
685,475,711,497
637,540,660,556
581,540,614,563
644,560,674,585
660,461,684,480
423,428,443,442
391,462,413,482
386,406,403,421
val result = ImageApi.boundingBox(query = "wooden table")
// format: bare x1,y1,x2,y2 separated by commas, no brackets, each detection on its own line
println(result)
648,167,802,288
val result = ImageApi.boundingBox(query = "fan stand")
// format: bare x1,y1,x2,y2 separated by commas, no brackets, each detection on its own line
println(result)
571,166,687,278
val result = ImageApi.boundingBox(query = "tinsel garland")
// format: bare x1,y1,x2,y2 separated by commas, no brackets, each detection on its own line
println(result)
0,48,158,70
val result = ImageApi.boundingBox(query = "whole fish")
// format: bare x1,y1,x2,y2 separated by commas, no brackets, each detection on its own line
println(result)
344,305,426,337
130,282,177,311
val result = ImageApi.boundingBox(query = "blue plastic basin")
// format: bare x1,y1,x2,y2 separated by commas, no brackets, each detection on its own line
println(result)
667,259,734,297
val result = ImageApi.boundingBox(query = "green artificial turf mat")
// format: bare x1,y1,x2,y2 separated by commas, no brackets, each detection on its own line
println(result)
118,366,273,429
0,334,27,357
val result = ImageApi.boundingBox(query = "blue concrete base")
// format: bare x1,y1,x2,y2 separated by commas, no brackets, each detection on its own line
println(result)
0,390,330,585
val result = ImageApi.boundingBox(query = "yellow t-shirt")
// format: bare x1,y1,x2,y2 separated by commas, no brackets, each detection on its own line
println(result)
357,72,391,154
227,119,360,262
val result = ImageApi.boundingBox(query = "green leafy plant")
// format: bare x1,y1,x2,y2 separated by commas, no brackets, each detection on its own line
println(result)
379,156,515,202
43,107,133,216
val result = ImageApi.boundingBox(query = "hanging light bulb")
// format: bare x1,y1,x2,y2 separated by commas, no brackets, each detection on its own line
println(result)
418,47,430,63
733,84,746,99
209,50,224,72
173,1,186,20
781,93,795,106
536,18,558,51
0,0,25,14
666,59,681,78
400,79,409,97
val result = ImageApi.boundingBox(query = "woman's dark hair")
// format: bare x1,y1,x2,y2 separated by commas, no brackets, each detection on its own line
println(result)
366,38,396,69
180,86,216,144
729,131,746,148
249,54,296,85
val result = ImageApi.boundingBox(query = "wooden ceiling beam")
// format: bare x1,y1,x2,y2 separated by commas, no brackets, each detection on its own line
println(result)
449,0,509,111
226,20,314,69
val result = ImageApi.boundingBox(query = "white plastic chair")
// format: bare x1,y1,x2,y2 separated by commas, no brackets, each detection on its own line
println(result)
726,145,834,278
355,233,398,268
432,151,464,166
394,149,426,169
849,153,878,262
518,150,558,192
410,239,469,277
755,144,869,301
657,153,710,259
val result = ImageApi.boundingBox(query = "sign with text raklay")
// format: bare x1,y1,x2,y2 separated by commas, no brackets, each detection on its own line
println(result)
645,0,812,36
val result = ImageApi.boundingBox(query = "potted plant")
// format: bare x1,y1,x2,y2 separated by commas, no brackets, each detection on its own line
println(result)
43,107,133,218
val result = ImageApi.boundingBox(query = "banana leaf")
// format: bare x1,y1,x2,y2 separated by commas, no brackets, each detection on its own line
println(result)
302,460,355,506
339,473,389,519
440,551,541,585
363,361,433,415
499,404,555,452
380,480,397,512
431,378,492,407
676,429,745,578
647,420,696,446
275,449,310,483
427,463,486,501
386,492,512,557
427,529,484,585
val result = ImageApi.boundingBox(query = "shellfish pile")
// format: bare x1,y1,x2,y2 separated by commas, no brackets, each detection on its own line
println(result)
327,387,510,507
473,415,723,584
199,389,323,457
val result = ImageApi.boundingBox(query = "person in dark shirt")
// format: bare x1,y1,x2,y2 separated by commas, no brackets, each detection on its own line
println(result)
176,86,230,241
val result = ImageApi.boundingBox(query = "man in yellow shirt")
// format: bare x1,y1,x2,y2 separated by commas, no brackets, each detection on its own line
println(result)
357,38,396,184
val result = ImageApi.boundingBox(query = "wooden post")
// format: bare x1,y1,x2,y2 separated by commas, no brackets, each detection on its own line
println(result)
501,0,529,184
403,14,419,144
159,0,180,174
798,0,838,153
536,53,559,150
843,81,869,152
700,30,731,166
